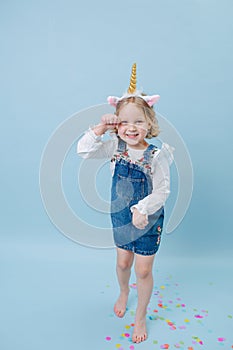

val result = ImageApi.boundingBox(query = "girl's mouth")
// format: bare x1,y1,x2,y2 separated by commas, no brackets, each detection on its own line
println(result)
125,133,139,139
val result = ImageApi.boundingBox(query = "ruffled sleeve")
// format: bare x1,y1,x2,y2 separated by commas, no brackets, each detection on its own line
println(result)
159,142,175,166
77,128,118,159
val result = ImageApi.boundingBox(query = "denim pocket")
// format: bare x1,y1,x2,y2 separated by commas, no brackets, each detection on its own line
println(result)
116,174,145,201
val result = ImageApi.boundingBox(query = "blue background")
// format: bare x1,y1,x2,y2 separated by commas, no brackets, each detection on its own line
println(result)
1,0,233,349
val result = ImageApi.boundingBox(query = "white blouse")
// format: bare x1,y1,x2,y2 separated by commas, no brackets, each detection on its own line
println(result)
77,129,174,216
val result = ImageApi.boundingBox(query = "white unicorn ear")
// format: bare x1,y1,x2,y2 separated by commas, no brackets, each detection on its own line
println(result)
107,96,120,107
143,94,160,107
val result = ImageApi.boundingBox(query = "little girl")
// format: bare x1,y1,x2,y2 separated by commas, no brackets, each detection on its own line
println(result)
77,64,174,344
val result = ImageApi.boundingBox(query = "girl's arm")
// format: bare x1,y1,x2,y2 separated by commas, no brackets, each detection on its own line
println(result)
131,143,174,216
77,114,119,159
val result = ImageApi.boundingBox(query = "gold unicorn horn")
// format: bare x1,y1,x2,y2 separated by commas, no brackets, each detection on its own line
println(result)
127,63,137,94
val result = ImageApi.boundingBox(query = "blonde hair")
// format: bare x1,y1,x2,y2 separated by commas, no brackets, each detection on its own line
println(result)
115,96,160,138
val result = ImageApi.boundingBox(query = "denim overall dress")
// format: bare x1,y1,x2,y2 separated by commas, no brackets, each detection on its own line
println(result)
110,138,164,256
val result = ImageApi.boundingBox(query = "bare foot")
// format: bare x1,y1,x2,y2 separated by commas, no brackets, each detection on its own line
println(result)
132,317,147,343
114,290,129,318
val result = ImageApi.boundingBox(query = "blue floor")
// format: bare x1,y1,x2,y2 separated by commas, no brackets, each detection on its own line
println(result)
1,232,233,350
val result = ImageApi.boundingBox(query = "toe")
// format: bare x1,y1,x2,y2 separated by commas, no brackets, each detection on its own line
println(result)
114,306,125,318
136,336,140,344
132,332,147,343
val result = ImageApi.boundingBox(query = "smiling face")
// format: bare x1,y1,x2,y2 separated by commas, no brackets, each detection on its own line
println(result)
117,103,151,149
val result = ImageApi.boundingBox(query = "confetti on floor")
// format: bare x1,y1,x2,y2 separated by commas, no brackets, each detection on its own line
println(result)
104,274,232,349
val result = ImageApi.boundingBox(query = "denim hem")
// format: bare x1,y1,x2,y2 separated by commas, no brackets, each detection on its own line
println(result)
115,244,160,256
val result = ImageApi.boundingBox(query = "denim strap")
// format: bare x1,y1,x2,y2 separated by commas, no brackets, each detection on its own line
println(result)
143,144,157,162
117,137,127,152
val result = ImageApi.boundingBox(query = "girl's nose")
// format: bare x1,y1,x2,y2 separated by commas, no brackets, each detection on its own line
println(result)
128,123,137,130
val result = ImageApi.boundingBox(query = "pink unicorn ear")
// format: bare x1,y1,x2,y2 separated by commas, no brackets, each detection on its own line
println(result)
143,95,160,107
107,96,120,107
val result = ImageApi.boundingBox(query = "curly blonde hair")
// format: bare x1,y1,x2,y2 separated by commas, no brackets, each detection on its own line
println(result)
115,96,160,138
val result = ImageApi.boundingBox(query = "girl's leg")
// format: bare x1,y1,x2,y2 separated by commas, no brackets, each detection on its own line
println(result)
132,253,155,343
114,248,134,318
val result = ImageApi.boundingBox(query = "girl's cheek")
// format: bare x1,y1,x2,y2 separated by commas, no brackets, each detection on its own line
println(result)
117,126,124,134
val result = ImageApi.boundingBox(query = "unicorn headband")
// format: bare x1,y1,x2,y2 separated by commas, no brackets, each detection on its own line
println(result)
107,63,160,107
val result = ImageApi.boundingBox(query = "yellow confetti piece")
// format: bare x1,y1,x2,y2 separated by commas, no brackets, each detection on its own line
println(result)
125,325,130,329
116,344,121,348
184,318,190,323
160,285,165,289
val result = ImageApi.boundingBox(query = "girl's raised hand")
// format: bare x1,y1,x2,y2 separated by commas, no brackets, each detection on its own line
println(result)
100,114,119,128
92,114,119,136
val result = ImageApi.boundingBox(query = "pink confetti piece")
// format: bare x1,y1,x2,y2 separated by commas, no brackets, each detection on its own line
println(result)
124,333,130,338
195,315,203,319
129,346,135,350
105,336,111,341
201,309,208,313
179,325,186,330
218,337,226,342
